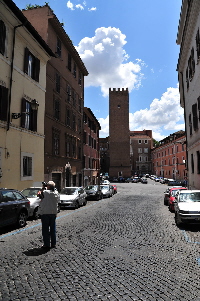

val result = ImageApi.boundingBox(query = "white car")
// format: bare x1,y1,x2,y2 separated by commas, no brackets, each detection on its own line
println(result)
59,187,87,209
100,185,113,198
174,190,200,226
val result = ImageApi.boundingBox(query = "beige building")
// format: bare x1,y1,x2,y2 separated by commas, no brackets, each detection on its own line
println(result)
177,1,200,189
0,0,53,190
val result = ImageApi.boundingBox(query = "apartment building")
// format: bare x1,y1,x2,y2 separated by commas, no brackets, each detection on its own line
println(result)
0,0,54,190
151,131,187,181
130,130,153,176
23,4,88,190
83,107,101,186
177,0,200,189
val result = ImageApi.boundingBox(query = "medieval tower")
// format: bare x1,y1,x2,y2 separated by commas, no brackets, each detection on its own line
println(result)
109,88,131,178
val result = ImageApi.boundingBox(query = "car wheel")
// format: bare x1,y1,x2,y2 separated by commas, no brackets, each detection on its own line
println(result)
17,211,27,228
33,207,39,220
57,204,60,213
83,199,87,206
74,201,79,209
175,213,182,227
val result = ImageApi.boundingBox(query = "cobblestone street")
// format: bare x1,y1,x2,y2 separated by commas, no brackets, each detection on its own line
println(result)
1,181,200,301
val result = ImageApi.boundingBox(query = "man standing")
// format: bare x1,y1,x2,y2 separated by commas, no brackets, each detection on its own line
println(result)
38,181,59,249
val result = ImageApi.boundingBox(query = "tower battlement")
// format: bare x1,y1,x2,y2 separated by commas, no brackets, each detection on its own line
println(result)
109,88,128,93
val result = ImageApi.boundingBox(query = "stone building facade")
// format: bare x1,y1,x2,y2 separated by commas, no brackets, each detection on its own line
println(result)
109,88,131,178
23,5,88,190
177,0,200,189
83,107,101,186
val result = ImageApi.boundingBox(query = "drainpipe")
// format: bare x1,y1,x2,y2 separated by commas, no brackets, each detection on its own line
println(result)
7,23,25,131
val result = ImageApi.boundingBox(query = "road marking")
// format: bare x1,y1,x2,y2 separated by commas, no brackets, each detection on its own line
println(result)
0,198,106,240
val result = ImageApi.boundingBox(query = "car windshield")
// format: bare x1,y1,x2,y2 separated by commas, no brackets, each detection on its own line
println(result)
22,188,40,197
60,188,78,195
101,186,109,190
85,186,97,191
171,190,179,196
179,192,200,202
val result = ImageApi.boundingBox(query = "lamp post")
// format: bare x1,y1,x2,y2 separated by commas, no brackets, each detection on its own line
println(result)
11,99,39,120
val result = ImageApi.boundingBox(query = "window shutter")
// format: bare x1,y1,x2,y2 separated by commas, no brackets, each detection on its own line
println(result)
31,109,37,132
0,86,8,121
34,57,40,82
24,48,29,74
0,20,6,55
21,98,26,128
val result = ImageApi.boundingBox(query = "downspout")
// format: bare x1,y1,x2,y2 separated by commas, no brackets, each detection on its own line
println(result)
180,71,188,185
7,23,25,131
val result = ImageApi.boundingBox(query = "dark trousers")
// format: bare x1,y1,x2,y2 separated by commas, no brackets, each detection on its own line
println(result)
41,214,56,247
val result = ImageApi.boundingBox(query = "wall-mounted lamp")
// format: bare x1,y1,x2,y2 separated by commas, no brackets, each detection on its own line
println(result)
12,99,39,119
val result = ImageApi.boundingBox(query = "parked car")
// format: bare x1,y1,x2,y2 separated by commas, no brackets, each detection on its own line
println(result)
84,185,103,201
101,180,110,185
125,178,133,183
132,177,140,183
111,184,117,194
21,187,60,219
141,177,148,184
100,185,113,198
168,187,187,212
174,190,200,226
0,188,30,228
59,187,87,209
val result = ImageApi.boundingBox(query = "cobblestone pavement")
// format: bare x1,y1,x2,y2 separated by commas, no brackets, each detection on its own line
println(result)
1,181,200,301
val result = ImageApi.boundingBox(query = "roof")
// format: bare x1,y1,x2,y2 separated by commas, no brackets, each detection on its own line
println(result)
3,0,55,57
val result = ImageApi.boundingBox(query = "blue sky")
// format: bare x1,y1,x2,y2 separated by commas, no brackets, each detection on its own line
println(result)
14,0,183,141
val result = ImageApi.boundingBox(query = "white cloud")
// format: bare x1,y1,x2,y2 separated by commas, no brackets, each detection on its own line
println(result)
76,4,84,10
98,85,185,141
88,7,97,11
66,0,74,10
76,27,146,97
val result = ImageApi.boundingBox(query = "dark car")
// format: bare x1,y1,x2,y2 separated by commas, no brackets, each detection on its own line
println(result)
0,188,30,228
84,185,103,201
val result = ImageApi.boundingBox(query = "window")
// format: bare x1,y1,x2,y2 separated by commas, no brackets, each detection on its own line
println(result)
191,153,194,174
0,85,8,121
198,96,200,121
21,98,37,132
24,48,40,82
54,98,60,120
189,113,192,135
196,28,200,60
66,108,70,127
197,151,200,174
78,71,82,86
192,103,198,131
73,63,76,78
56,37,61,57
21,152,33,180
83,131,87,144
67,85,71,102
138,148,142,153
72,138,76,158
53,129,60,156
65,135,71,157
144,140,148,144
56,73,60,93
188,47,195,80
68,53,72,71
79,98,82,113
72,113,76,131
138,140,142,144
144,148,148,153
0,20,6,56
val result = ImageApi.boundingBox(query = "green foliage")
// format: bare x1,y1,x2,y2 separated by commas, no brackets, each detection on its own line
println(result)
153,139,160,148
25,4,41,9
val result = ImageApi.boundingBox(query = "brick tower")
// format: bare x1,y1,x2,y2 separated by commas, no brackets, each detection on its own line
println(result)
109,88,131,178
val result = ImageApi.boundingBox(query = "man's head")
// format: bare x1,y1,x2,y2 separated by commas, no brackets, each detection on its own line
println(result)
47,181,55,190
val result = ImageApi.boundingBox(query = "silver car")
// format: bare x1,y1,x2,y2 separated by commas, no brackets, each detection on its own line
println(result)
21,187,60,219
59,187,87,209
